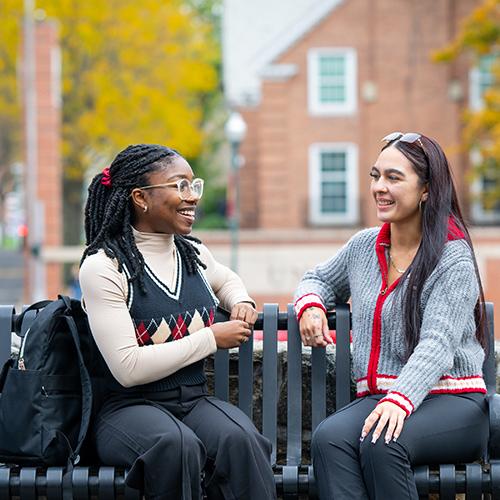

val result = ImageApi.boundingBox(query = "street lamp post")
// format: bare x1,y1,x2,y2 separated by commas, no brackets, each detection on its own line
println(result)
224,111,247,273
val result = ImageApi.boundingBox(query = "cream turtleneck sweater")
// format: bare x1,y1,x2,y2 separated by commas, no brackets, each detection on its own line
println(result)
79,228,254,388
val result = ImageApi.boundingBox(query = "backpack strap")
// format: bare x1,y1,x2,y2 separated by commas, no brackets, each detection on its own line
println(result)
59,296,93,499
60,296,93,466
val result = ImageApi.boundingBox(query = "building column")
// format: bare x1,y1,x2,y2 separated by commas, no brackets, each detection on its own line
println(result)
23,18,62,300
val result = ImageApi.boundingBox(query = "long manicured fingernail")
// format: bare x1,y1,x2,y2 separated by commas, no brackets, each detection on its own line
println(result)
360,432,366,442
393,436,398,442
371,435,378,444
384,437,390,444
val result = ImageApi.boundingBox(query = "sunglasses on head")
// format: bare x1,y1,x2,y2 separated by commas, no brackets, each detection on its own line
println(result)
381,132,424,149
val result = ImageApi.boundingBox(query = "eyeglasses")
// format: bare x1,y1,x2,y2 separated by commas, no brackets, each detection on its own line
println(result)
138,178,204,200
381,132,424,148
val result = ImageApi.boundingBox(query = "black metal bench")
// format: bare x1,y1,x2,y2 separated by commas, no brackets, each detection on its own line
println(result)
0,302,498,499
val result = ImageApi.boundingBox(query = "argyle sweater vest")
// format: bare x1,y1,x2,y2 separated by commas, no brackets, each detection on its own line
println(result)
104,249,219,393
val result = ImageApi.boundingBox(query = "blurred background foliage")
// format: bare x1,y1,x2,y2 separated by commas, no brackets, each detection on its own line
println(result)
0,0,22,206
0,0,226,244
435,0,500,209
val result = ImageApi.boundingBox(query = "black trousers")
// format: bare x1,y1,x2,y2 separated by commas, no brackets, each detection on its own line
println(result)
312,393,488,500
93,384,276,500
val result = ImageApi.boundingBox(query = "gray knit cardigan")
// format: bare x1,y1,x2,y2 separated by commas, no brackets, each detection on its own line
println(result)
294,223,486,416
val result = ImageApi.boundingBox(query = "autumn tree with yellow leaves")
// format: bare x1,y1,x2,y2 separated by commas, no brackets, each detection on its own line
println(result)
0,0,23,226
435,0,500,212
0,0,222,243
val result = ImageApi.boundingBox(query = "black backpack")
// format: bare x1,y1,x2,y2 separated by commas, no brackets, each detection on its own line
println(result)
0,295,97,466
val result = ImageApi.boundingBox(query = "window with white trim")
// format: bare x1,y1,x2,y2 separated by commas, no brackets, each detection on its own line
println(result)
469,54,495,110
471,152,500,224
469,55,500,223
308,48,357,115
309,143,359,225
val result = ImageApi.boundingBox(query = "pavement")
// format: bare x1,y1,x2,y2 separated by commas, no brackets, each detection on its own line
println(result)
0,249,24,306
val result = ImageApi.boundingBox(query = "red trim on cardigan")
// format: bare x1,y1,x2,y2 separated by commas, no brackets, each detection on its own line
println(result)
376,397,411,417
359,374,482,383
389,391,415,411
366,224,401,392
357,387,487,400
294,294,327,320
357,374,398,382
294,293,323,307
296,302,326,321
430,388,487,395
440,375,483,381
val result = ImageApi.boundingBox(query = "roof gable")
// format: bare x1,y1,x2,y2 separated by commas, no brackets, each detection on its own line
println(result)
253,0,345,68
223,0,344,106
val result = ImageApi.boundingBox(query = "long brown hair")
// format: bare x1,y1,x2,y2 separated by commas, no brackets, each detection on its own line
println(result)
383,135,487,357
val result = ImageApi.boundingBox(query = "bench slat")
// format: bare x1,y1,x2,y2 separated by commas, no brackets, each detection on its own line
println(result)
439,464,456,500
491,460,500,497
465,463,482,499
414,466,430,495
286,304,302,466
0,467,10,499
238,329,254,419
262,303,278,466
484,303,496,394
72,467,90,500
334,304,351,411
0,306,14,362
46,468,63,500
19,467,36,500
98,467,115,498
307,465,317,498
311,347,326,432
281,465,299,498
214,349,229,402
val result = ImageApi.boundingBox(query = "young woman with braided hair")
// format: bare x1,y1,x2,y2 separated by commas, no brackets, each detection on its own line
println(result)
294,133,488,499
79,144,276,500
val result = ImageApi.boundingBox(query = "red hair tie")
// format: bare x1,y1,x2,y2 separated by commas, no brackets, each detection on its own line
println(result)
101,167,112,187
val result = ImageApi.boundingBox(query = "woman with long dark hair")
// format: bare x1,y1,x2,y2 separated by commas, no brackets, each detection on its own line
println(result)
294,132,488,499
79,144,276,499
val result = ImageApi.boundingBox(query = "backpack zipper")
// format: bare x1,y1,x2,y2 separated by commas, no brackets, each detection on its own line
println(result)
17,327,30,370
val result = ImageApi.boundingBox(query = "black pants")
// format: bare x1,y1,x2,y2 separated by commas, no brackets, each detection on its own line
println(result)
312,393,488,500
93,384,276,500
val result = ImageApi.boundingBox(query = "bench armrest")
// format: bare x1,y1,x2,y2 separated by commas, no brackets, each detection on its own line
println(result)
489,393,500,459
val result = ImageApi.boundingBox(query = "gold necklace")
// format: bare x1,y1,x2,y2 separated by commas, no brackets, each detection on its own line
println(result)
389,251,406,274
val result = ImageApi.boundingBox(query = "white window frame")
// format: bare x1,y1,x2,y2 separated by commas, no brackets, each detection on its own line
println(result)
309,143,359,225
470,150,500,224
468,57,499,222
469,54,495,111
307,48,357,116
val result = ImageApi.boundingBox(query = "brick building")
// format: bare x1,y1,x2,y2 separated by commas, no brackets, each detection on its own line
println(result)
221,0,500,325
22,19,62,301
